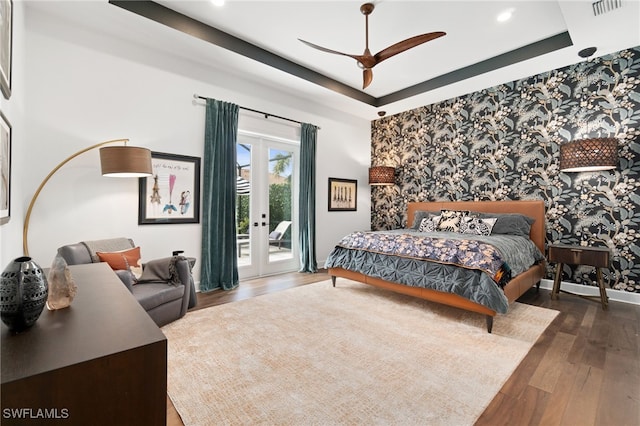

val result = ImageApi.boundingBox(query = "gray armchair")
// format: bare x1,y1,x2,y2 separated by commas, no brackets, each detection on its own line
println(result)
57,238,196,327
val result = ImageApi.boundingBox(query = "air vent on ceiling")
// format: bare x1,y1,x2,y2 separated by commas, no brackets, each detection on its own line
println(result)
592,0,623,16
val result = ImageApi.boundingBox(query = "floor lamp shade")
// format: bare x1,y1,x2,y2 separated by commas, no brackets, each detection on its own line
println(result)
100,146,153,177
369,166,395,185
23,139,153,256
560,138,618,172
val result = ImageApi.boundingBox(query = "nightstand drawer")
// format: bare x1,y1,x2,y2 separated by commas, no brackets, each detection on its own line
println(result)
548,245,609,268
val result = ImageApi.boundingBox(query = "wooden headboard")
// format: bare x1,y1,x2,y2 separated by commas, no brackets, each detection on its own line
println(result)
407,200,546,253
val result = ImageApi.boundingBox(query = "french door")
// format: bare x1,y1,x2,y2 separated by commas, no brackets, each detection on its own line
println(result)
236,131,299,279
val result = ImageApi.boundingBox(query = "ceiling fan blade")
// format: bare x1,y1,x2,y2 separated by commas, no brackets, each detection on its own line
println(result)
363,68,373,89
374,31,446,64
298,38,359,60
299,38,374,70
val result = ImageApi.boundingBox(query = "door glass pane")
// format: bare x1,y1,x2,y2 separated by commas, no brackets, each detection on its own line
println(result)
236,134,299,279
236,142,251,267
268,147,293,263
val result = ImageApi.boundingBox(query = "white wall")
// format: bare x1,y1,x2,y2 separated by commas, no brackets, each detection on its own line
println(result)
0,5,370,283
0,1,26,268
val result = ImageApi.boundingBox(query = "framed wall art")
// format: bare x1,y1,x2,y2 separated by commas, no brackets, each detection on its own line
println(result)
328,177,357,211
0,0,12,100
138,152,201,224
0,110,10,223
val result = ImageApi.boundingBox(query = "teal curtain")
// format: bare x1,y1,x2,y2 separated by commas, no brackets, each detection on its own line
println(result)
299,123,318,273
200,99,240,291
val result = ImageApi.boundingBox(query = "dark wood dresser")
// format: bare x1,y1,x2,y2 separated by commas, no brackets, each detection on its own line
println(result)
1,262,167,425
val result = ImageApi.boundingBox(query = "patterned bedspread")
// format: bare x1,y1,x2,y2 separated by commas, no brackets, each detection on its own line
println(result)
325,230,544,314
334,231,511,287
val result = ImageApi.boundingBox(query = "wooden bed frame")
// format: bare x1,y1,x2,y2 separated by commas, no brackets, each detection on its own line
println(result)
328,200,546,333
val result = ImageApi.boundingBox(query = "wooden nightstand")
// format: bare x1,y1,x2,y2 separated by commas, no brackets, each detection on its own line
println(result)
548,244,610,310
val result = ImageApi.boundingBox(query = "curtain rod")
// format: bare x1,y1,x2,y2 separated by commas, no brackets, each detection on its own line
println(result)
194,94,320,129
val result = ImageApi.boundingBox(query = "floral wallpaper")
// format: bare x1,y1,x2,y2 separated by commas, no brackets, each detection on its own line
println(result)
371,46,640,292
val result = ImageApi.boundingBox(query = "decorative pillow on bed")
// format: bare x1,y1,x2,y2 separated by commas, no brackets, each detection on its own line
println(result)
459,217,497,236
418,216,440,232
411,210,440,230
437,210,469,232
477,212,535,236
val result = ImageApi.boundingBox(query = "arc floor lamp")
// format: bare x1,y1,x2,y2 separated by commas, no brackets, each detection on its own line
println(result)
23,139,152,256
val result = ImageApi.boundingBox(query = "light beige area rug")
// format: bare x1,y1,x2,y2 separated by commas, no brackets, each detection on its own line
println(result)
162,279,558,425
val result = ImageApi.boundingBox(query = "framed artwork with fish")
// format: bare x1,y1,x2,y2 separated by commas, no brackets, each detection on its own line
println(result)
138,151,200,224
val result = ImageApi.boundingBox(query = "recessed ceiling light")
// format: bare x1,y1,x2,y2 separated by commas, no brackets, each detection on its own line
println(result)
497,8,514,22
211,0,224,6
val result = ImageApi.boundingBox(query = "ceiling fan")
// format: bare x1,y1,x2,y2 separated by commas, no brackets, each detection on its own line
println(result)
298,2,446,90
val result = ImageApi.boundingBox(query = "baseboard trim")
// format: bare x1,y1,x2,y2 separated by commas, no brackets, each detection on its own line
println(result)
539,278,640,306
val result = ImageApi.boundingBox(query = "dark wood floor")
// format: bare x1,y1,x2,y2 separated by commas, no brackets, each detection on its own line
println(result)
168,271,640,426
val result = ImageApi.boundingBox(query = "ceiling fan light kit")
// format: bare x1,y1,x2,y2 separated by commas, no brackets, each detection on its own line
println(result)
299,2,446,89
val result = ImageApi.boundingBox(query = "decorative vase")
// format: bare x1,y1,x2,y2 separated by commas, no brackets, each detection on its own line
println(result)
0,257,49,332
